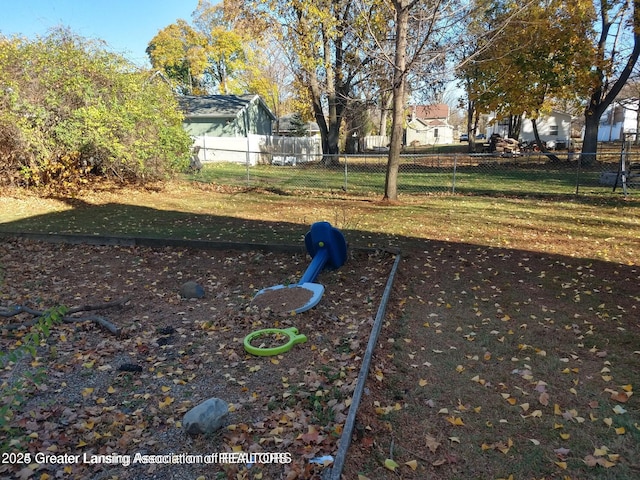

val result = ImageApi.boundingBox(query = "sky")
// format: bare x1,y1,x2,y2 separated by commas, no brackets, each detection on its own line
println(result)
0,0,201,67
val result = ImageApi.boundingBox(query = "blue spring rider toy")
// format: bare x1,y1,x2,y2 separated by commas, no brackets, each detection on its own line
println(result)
253,221,347,313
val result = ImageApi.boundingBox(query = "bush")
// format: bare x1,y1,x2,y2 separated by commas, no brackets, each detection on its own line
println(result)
0,29,191,189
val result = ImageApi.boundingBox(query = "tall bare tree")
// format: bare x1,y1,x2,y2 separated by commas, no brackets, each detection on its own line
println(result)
383,0,462,201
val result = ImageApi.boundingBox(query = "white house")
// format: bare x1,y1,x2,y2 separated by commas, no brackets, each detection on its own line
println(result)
486,110,572,147
405,104,455,146
597,98,638,142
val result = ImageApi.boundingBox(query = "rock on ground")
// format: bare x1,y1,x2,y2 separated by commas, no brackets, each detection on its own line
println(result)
180,281,205,299
182,397,229,435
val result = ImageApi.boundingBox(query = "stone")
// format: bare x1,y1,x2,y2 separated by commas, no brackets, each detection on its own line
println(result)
180,281,205,299
182,397,229,436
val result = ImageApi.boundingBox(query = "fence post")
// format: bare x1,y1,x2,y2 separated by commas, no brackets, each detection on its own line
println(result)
344,156,348,191
575,156,582,196
245,139,251,187
452,153,458,193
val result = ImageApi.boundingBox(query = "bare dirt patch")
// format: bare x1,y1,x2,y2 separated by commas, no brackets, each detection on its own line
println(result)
250,286,315,313
0,237,395,480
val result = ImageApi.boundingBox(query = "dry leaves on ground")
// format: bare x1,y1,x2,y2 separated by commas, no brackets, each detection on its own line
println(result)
0,237,395,480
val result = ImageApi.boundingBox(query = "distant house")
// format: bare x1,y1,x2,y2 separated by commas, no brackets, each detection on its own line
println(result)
597,98,638,142
405,104,455,146
486,111,572,147
178,94,276,137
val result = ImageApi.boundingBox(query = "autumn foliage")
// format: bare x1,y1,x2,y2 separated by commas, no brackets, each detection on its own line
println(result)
0,30,191,190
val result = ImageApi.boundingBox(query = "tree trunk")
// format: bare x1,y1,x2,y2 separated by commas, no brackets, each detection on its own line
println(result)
531,118,561,163
384,1,409,202
509,115,522,139
581,0,640,164
379,91,392,137
581,112,600,165
466,97,476,153
325,95,343,166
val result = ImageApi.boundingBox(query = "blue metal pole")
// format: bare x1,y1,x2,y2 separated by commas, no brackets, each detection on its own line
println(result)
298,248,329,284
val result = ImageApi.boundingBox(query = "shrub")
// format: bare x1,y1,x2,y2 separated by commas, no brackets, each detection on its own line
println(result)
0,29,191,189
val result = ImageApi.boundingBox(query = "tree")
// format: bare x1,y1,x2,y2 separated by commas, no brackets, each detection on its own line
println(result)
146,20,209,94
458,1,595,160
241,0,378,165
383,0,462,201
0,30,190,188
582,0,640,163
147,0,259,95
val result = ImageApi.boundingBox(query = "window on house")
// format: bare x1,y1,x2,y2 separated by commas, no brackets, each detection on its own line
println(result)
434,128,439,138
549,125,559,136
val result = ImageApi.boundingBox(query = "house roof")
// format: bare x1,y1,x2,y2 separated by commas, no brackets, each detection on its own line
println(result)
413,104,449,120
408,118,451,130
178,94,276,120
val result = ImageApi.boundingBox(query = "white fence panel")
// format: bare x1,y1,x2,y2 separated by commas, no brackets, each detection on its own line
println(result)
192,135,322,166
363,135,389,150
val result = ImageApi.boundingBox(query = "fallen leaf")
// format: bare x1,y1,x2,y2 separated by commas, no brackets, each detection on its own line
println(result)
593,446,609,456
584,455,598,467
405,459,418,470
446,416,464,426
538,392,549,406
426,434,441,453
81,387,94,398
384,458,399,471
610,391,630,403
612,405,627,415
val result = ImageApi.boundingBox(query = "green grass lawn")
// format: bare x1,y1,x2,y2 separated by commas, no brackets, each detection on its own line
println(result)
185,159,627,198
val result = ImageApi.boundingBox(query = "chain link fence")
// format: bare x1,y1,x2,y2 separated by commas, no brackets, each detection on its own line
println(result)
190,149,639,198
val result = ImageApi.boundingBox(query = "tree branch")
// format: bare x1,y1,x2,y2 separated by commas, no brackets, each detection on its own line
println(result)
0,297,130,336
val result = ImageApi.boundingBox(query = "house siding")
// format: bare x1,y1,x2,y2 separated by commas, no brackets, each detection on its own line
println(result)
180,94,275,138
597,101,638,142
486,111,571,144
406,120,454,145
183,118,237,137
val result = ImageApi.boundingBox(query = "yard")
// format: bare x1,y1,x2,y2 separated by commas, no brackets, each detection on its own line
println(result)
0,178,638,479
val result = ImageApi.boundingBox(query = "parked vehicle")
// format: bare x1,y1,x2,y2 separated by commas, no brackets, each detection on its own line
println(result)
459,134,469,142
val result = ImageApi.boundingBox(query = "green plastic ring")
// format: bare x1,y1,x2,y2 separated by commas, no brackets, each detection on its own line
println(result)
243,327,308,356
